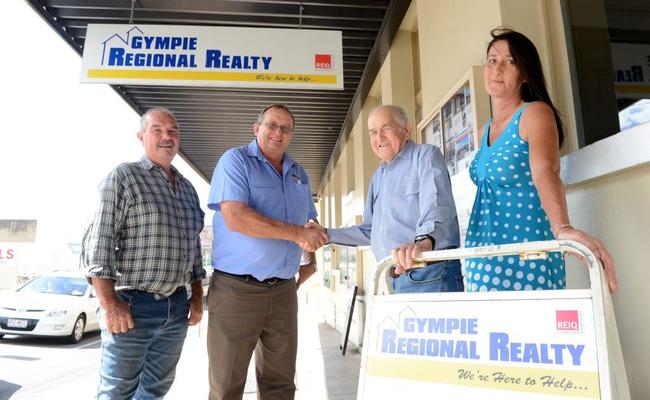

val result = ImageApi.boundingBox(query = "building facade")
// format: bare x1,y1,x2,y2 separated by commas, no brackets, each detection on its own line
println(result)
312,1,650,398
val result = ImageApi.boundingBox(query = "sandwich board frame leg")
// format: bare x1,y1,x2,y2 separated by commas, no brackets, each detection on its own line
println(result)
341,285,358,355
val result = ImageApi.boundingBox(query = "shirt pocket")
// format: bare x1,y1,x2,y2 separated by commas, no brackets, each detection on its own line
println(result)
249,177,283,220
291,182,312,224
389,179,420,222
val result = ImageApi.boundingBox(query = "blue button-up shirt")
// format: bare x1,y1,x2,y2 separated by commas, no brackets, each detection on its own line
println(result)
328,140,460,260
208,140,317,280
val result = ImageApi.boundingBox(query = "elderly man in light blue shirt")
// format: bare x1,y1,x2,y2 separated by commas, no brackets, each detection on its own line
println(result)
324,105,463,294
206,104,326,400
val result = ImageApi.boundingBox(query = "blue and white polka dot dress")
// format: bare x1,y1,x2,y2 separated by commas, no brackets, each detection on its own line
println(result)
464,103,565,291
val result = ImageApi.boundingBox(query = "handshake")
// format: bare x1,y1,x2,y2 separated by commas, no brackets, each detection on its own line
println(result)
296,221,328,252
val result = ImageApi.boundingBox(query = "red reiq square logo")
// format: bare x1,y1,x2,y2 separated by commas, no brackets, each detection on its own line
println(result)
315,54,332,69
556,310,580,332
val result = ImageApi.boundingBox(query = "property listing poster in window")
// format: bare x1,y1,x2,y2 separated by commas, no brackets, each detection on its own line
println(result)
322,245,332,288
442,83,475,176
421,112,443,150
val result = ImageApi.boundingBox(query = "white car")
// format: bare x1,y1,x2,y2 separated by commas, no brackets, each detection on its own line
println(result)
0,271,100,343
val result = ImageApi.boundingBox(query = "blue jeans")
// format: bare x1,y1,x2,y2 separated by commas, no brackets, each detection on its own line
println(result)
392,259,464,293
97,288,189,400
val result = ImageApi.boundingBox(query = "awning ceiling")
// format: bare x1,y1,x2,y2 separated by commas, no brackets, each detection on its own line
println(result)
27,0,411,194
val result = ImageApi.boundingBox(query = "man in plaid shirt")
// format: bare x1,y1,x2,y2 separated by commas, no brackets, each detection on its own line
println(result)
84,107,205,399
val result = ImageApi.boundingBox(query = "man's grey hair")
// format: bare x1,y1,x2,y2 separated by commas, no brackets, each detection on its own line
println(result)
256,103,295,126
140,107,178,132
370,105,410,128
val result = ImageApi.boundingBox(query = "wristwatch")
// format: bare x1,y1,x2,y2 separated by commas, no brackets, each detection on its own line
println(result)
414,234,435,249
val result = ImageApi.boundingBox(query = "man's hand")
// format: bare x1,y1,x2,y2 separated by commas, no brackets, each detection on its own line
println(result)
296,221,328,252
103,299,135,334
220,202,325,251
296,262,317,290
188,281,204,325
92,277,135,334
391,239,433,275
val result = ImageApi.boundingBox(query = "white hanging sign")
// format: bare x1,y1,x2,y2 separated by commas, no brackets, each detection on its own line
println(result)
81,24,343,90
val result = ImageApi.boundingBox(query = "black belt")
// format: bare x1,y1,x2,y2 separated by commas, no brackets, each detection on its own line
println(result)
215,269,290,286
118,286,186,298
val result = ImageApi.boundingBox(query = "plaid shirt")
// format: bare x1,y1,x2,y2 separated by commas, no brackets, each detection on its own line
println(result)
85,156,206,298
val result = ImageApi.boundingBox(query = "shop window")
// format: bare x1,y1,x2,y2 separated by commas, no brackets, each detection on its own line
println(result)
322,244,332,288
337,245,357,288
563,0,650,146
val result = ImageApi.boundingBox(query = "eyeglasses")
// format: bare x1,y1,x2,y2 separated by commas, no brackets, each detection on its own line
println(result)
263,122,293,135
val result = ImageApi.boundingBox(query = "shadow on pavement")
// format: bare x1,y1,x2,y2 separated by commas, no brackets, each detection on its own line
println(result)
0,379,22,399
317,322,361,400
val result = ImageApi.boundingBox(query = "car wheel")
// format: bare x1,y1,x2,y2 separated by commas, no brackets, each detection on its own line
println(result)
68,315,86,344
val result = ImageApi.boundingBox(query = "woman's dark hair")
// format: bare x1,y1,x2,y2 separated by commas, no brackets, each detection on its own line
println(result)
488,28,565,147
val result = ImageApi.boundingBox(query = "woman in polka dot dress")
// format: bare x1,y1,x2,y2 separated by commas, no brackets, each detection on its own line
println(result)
464,28,618,293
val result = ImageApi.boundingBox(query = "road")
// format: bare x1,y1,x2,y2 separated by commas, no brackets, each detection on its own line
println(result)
0,288,360,400
0,324,209,400
0,331,102,399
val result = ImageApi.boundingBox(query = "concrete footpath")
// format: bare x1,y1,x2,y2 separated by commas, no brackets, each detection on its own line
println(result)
168,288,362,399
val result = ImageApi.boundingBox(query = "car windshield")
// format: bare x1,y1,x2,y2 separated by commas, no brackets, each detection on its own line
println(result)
18,276,89,296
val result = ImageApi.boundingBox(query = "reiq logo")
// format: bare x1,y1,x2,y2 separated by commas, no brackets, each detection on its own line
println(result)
556,310,581,332
315,54,332,69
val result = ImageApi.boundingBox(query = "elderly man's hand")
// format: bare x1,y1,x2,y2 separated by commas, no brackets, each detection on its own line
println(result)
391,239,433,275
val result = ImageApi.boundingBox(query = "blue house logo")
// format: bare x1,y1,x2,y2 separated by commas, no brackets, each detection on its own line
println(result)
374,306,480,360
98,26,200,69
100,26,144,66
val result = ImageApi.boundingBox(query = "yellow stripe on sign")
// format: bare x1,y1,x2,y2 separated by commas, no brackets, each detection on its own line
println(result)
87,69,337,84
366,356,600,398
615,84,650,94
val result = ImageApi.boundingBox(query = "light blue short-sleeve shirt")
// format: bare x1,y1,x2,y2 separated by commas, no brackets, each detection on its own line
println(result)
208,139,317,280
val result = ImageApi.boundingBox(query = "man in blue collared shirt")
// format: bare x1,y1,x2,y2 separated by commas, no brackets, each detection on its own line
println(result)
206,104,326,400
323,105,464,294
